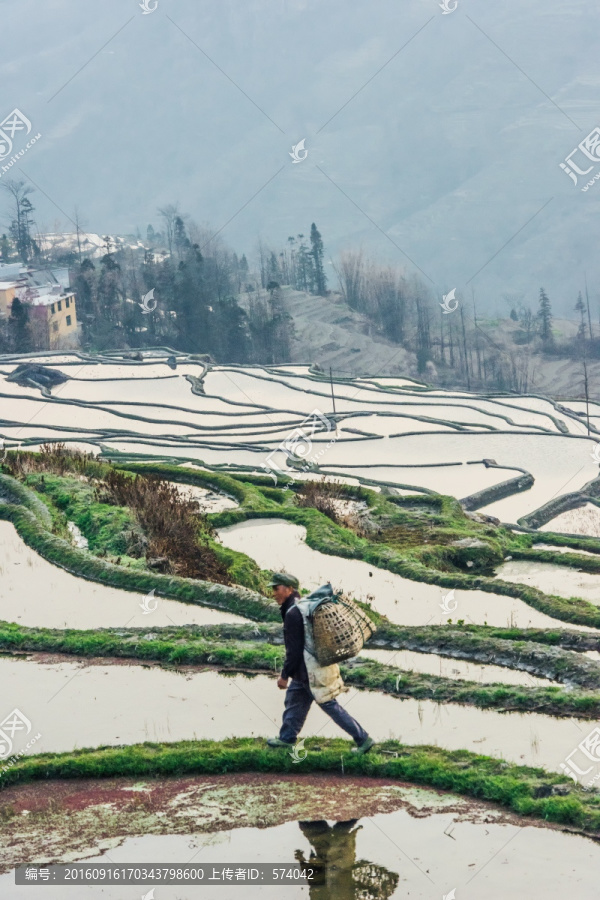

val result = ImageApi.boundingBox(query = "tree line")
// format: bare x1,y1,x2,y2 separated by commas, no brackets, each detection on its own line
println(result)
0,182,332,362
1,177,596,395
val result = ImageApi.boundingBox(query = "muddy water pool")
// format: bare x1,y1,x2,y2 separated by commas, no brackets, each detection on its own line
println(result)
0,522,245,629
0,658,588,775
359,648,551,686
496,559,600,604
532,543,599,557
218,519,584,629
2,800,599,899
540,503,600,538
167,482,239,512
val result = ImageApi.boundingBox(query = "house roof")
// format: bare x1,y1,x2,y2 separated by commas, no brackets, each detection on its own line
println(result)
27,289,75,308
0,263,26,278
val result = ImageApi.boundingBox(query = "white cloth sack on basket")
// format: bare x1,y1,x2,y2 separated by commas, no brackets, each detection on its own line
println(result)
302,648,345,703
295,589,347,703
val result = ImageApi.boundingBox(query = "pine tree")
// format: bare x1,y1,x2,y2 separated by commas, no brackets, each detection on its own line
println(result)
72,258,97,346
96,254,125,344
310,223,327,295
3,180,37,262
0,234,11,261
173,247,210,353
211,298,250,362
296,236,313,292
173,216,190,258
8,297,32,352
267,251,281,285
538,288,553,343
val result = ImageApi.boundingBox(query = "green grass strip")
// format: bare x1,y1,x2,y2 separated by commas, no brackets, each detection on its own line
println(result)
2,738,600,834
3,618,600,690
4,462,600,631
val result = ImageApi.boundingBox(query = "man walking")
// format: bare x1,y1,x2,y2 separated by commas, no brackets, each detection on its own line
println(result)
266,572,374,754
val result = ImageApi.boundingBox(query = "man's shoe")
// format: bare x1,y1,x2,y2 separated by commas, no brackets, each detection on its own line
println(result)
351,736,375,755
267,737,294,749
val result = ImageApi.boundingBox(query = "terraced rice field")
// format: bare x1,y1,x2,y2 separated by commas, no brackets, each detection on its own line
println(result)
2,353,598,523
2,351,600,896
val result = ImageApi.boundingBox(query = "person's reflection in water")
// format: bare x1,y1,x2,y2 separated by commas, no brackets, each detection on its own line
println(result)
295,819,399,900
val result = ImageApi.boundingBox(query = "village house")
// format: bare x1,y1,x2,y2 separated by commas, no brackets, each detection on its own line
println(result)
0,263,80,350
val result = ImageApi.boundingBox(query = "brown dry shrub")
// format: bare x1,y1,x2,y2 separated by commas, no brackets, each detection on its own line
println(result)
98,470,230,583
294,477,351,524
4,443,98,478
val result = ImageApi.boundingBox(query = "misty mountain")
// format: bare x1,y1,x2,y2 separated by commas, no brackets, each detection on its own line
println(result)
2,0,600,315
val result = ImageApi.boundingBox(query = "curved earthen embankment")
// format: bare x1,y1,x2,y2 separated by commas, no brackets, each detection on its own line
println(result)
460,460,534,512
518,473,600,529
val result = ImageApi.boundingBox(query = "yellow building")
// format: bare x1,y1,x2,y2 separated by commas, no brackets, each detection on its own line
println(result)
27,289,79,350
0,281,19,318
0,265,80,349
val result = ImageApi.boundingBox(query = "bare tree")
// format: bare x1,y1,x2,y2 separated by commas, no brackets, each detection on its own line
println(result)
332,249,364,310
255,237,271,290
73,207,86,265
584,273,594,342
157,203,181,257
365,262,407,343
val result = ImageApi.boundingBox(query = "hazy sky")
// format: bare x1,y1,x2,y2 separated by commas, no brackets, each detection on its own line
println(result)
2,0,599,314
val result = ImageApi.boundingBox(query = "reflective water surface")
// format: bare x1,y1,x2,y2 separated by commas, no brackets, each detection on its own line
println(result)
219,518,585,629
0,521,246,629
0,658,589,774
1,806,599,899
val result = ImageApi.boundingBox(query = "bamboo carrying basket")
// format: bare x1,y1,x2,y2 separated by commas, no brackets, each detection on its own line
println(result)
311,595,377,666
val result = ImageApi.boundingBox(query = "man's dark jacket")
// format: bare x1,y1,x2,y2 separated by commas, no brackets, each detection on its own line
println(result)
280,591,309,684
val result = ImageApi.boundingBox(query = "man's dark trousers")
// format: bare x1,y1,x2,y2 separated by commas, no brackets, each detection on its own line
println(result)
279,678,369,745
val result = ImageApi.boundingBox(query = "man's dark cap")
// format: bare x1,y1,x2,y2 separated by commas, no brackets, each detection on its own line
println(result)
267,572,299,589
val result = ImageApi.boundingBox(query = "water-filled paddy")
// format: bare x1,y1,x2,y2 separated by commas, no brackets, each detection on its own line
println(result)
167,481,239,512
0,522,245,629
2,794,599,899
359,648,551,686
496,559,600,605
218,518,579,629
3,361,598,525
533,543,600,557
540,504,600,538
3,355,600,891
0,395,194,435
0,657,589,774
